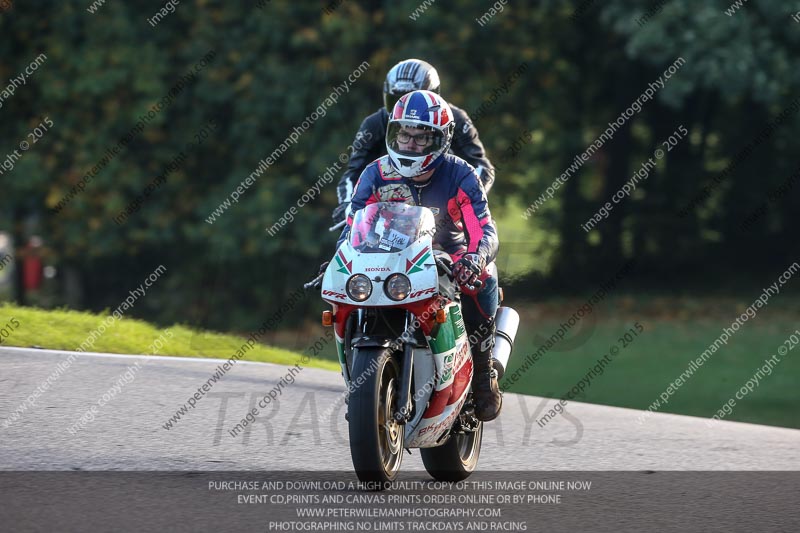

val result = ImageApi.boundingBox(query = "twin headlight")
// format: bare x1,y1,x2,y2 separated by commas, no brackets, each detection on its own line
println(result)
346,273,412,302
384,273,411,301
346,274,372,301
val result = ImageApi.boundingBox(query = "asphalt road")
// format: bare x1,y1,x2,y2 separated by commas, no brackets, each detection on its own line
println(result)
2,347,800,532
2,346,799,471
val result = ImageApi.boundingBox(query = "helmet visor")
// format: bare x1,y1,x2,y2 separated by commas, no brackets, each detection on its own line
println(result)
386,122,446,157
384,84,414,114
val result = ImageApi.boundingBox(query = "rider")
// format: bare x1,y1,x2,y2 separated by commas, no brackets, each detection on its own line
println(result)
332,58,495,225
333,90,502,422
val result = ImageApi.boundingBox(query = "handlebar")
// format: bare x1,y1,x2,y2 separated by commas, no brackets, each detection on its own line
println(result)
434,255,453,277
434,255,482,291
303,272,324,290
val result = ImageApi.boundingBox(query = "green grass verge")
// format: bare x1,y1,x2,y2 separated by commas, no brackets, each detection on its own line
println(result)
3,296,798,429
501,295,800,430
0,303,340,372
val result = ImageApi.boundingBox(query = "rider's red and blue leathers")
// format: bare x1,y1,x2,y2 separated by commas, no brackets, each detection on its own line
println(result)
337,153,499,323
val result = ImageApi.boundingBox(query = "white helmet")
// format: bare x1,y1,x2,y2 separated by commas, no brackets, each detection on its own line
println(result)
385,90,455,178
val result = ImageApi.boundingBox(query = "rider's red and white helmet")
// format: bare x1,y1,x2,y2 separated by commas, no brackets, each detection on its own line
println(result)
385,90,455,178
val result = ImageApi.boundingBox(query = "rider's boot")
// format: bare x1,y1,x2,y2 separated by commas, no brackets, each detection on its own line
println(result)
468,318,502,422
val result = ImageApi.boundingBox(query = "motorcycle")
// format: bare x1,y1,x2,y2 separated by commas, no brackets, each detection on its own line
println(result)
307,202,520,485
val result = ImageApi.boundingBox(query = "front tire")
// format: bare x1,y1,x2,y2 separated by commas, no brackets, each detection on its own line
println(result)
348,347,404,484
420,420,483,481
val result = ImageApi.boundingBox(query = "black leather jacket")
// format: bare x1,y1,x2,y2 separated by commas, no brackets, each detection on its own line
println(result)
335,105,494,205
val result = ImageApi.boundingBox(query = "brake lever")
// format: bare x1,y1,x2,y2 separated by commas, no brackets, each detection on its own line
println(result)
303,273,324,290
468,279,483,291
435,256,453,277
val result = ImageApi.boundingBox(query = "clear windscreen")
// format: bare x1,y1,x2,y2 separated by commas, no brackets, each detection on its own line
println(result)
349,202,435,254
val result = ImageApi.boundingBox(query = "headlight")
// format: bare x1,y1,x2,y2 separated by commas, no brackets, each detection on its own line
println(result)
347,274,372,301
385,274,411,301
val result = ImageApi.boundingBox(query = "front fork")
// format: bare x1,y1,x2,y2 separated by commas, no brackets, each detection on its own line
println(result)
333,308,421,425
393,327,415,424
332,302,463,425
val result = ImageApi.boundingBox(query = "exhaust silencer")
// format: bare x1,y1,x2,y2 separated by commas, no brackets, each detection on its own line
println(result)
491,306,519,379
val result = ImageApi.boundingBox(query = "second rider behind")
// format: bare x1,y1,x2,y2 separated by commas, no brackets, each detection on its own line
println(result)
333,59,495,224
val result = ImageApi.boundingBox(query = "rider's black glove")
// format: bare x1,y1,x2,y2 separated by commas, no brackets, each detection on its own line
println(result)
331,202,350,224
452,253,485,289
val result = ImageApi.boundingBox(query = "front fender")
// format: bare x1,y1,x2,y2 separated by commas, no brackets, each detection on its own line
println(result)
352,336,396,349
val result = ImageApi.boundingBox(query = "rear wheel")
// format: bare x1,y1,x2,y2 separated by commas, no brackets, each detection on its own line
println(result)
420,416,483,481
348,347,404,484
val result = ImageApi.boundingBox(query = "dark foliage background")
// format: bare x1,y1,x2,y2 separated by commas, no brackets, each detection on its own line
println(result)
2,0,798,330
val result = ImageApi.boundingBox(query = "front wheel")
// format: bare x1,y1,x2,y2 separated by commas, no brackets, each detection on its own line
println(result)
420,419,483,481
348,347,404,484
